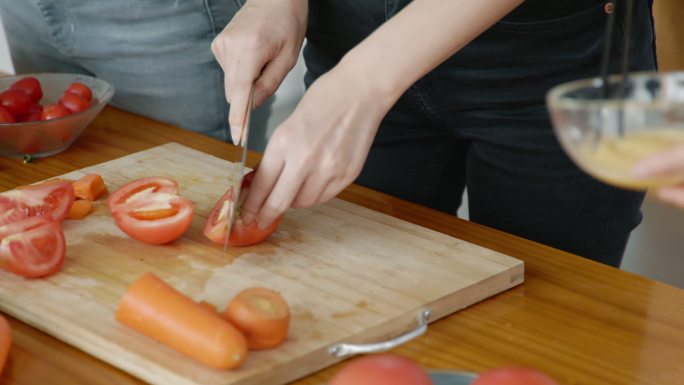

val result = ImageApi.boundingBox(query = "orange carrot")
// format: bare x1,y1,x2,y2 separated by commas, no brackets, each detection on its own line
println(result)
66,199,93,220
116,273,248,369
223,287,290,350
73,174,107,201
197,300,219,314
0,314,11,375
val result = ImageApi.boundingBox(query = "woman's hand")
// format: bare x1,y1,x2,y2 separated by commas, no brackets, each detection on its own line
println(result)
633,144,684,207
211,0,307,144
239,62,397,228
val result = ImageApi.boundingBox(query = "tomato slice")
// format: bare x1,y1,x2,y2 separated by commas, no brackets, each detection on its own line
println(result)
107,177,194,245
0,181,75,222
0,208,28,226
0,218,65,278
203,170,282,247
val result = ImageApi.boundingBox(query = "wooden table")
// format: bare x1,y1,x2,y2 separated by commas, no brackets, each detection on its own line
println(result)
1,106,683,385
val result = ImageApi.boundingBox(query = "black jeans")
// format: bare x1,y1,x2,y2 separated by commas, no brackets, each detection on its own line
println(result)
303,0,657,267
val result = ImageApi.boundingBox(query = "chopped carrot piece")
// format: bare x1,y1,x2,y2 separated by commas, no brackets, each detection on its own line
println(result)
0,315,10,375
116,273,248,370
223,287,290,350
67,199,93,220
73,174,107,201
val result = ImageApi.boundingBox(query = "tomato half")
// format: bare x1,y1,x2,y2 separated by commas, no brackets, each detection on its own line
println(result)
65,82,92,102
0,218,65,278
472,367,559,385
0,181,75,222
0,208,28,226
10,76,43,103
107,177,194,245
330,354,433,385
203,170,282,247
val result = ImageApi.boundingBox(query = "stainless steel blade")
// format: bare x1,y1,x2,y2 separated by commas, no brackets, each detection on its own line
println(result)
223,86,253,253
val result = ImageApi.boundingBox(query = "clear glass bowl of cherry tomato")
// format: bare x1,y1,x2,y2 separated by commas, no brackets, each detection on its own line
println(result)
0,73,114,159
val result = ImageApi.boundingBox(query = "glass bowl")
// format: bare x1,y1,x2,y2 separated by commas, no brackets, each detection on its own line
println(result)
547,71,684,190
0,73,114,159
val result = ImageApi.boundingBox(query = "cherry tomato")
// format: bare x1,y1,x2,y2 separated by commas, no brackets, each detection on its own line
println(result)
472,367,559,385
330,354,433,385
203,170,282,246
65,82,92,102
223,287,290,350
0,180,75,222
59,92,90,114
0,314,10,374
0,89,31,118
41,103,71,121
0,105,15,123
107,177,194,245
20,103,43,122
10,76,43,103
0,217,65,278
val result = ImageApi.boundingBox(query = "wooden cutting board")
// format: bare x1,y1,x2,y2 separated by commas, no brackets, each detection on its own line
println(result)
0,143,524,385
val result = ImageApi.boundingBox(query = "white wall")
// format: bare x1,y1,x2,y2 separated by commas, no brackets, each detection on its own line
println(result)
1,17,681,288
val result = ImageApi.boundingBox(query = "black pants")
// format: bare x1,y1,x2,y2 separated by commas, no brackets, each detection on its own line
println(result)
303,0,657,267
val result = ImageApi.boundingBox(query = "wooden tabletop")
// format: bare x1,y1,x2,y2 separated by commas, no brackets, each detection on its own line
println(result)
1,106,683,385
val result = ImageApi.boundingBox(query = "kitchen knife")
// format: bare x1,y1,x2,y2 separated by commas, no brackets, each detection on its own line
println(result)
223,86,253,253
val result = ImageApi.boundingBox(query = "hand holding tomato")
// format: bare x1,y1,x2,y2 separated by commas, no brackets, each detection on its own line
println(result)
204,169,282,246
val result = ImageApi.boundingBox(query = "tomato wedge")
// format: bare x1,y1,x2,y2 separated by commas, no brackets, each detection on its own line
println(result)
203,170,282,247
0,218,65,278
0,181,74,222
107,177,194,245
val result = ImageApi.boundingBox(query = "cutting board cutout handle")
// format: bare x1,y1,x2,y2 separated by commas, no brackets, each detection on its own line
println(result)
328,308,431,358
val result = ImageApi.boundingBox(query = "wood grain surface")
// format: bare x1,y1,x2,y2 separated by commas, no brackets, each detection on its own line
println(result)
0,143,522,385
1,107,684,385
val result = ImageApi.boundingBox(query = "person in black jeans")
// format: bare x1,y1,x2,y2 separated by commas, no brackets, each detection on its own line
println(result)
211,0,657,267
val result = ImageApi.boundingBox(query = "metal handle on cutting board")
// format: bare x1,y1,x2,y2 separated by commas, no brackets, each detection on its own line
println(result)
327,308,432,358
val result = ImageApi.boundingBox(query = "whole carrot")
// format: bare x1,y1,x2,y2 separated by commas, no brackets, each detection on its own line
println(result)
116,273,248,369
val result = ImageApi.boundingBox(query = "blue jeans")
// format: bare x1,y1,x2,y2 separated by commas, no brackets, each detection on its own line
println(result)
0,0,271,141
304,0,658,267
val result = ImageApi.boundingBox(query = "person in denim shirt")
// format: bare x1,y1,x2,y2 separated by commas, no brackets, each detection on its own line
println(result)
0,0,270,140
213,0,657,267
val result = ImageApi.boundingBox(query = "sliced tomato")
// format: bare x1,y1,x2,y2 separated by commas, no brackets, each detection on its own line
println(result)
0,181,75,222
0,105,16,123
0,218,65,278
107,177,194,245
203,170,282,247
0,208,28,226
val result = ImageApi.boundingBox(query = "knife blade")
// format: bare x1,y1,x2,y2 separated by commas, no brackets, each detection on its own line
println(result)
223,86,254,253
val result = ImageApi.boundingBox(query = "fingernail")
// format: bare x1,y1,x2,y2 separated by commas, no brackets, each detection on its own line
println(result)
230,125,242,146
